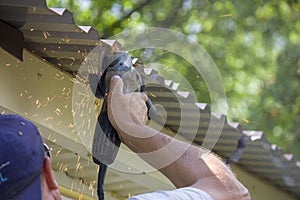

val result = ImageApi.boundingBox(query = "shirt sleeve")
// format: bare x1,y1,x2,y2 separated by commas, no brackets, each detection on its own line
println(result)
127,187,213,200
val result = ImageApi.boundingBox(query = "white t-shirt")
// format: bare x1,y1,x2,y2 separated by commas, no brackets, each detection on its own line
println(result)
127,187,213,200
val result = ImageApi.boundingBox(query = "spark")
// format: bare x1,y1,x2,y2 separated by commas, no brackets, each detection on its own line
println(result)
68,123,75,129
243,118,250,123
47,95,56,102
89,181,96,191
42,31,51,39
55,108,62,115
55,148,63,156
220,14,232,17
64,36,71,43
59,163,64,171
81,120,85,128
87,118,91,130
66,88,71,96
69,78,77,83
77,155,81,164
31,113,39,118
149,93,156,97
75,163,81,171
36,103,42,109
44,117,53,121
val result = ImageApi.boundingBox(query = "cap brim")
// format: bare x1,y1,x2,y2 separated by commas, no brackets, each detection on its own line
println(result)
12,175,42,200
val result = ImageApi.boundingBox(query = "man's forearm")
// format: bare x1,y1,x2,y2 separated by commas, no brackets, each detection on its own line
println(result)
107,76,250,200
117,124,250,200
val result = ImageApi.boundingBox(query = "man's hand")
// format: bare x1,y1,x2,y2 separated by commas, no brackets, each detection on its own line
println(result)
107,75,149,139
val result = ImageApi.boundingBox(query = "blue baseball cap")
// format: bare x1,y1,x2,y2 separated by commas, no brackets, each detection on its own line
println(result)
0,114,45,199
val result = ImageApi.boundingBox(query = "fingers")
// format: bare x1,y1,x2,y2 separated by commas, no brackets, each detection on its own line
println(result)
109,75,148,100
109,75,124,95
137,92,148,102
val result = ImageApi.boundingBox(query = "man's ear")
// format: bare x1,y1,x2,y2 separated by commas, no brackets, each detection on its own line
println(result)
43,157,59,190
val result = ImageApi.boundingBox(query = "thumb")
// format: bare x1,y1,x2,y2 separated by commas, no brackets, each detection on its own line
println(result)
109,75,124,95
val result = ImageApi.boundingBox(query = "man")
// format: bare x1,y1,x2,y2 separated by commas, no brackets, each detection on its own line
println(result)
0,76,250,200
0,114,61,200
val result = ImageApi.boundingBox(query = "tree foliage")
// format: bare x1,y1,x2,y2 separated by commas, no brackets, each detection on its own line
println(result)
47,0,300,158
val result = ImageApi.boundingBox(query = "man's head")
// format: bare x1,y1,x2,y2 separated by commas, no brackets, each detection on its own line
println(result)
0,114,60,200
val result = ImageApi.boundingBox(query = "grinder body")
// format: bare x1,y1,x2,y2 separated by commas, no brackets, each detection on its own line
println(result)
92,51,143,165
